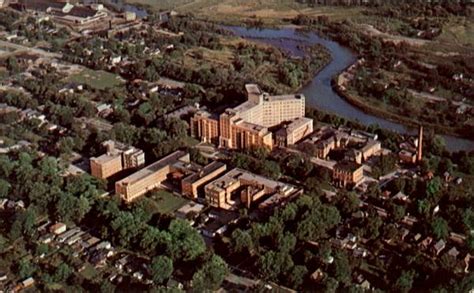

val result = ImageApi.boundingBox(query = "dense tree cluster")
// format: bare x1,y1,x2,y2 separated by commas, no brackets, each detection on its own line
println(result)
228,195,341,290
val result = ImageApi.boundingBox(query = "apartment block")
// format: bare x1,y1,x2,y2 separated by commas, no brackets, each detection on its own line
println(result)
191,84,308,150
190,110,219,145
205,168,301,210
115,151,189,202
90,140,145,180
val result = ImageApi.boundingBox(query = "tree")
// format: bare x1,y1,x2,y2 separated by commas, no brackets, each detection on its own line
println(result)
110,211,142,248
463,209,474,232
163,117,188,138
395,270,416,293
431,217,449,239
0,179,10,198
192,255,229,291
54,263,72,283
278,232,297,253
6,56,19,74
430,135,446,156
231,229,254,254
288,265,308,289
140,226,158,252
426,177,442,199
417,199,431,218
258,251,293,281
0,235,8,253
323,276,339,293
58,137,75,158
338,191,360,215
365,213,383,240
392,204,406,222
0,155,15,177
35,243,49,257
189,148,208,166
330,251,351,286
168,219,206,262
151,255,173,284
17,259,36,279
112,123,140,145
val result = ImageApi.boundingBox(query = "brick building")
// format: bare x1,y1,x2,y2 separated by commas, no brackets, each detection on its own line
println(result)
190,84,310,150
333,161,364,188
90,140,144,179
115,151,189,202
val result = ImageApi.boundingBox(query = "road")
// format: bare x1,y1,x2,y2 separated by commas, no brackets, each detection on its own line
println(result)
358,24,429,47
0,40,62,58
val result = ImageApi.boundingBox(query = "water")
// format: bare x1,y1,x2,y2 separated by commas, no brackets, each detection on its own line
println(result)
123,4,148,18
103,0,149,18
226,26,474,152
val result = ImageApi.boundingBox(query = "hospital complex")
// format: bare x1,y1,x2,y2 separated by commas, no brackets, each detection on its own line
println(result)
190,84,313,150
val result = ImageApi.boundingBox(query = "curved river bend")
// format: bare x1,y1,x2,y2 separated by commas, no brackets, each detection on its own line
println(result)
226,26,474,152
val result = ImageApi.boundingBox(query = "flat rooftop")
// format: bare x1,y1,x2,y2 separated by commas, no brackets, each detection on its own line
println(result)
90,152,121,164
264,94,304,102
194,109,219,120
176,202,205,217
235,120,267,133
245,84,262,96
334,160,362,172
182,161,226,184
206,168,296,195
232,100,257,114
361,139,381,152
276,117,313,136
116,150,188,186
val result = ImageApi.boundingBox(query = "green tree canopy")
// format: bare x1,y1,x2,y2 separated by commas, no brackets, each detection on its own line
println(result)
151,255,173,284
192,255,229,291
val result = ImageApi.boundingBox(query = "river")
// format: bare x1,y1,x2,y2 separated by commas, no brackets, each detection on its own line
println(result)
225,26,474,152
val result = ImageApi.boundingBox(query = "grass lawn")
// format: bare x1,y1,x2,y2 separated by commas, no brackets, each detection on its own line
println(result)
184,135,200,147
147,189,188,215
437,19,474,47
80,263,98,280
45,284,63,290
65,68,124,90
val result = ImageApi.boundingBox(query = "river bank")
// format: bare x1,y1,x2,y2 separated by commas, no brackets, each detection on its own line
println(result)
226,25,474,152
331,78,472,140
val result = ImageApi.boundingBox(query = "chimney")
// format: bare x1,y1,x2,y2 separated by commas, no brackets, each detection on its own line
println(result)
417,125,423,163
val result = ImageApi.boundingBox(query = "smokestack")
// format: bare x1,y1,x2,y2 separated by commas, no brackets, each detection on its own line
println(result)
417,125,423,162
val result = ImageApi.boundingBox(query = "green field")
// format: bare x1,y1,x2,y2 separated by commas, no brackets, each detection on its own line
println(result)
80,263,98,280
66,69,123,90
127,0,362,23
128,0,195,10
146,190,188,215
437,20,474,47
